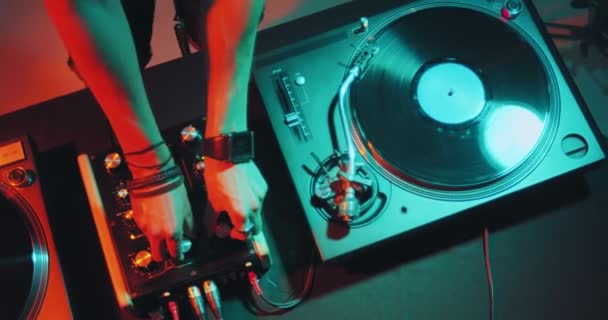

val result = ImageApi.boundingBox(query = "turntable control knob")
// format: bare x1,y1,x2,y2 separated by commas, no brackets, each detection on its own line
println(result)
359,17,369,30
294,75,306,86
354,17,369,35
181,239,193,253
8,167,33,187
502,0,523,19
104,153,122,170
180,125,201,143
133,250,153,269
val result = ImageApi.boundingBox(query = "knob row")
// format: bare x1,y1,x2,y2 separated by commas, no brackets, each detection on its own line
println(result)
104,124,203,171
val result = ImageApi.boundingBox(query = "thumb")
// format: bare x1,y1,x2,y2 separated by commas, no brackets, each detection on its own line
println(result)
229,210,251,241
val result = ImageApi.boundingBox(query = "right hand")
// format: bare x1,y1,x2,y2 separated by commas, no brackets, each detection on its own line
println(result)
203,158,268,241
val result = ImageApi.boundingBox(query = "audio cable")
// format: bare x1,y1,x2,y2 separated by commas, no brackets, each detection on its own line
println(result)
483,227,495,320
160,291,180,320
203,280,223,320
187,286,208,320
247,249,317,313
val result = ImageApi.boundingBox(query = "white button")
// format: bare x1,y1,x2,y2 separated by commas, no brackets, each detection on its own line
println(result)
295,75,306,86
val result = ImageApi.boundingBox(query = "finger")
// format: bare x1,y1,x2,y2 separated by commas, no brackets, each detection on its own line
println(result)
230,226,248,241
251,174,268,201
230,193,256,241
149,237,165,262
166,232,184,261
214,210,232,238
251,199,264,236
183,208,195,239
227,202,247,232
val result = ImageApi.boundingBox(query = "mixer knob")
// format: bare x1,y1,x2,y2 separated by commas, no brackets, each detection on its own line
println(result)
116,188,129,199
181,239,193,253
129,233,144,240
104,152,122,170
359,17,369,30
123,209,134,220
180,125,201,143
133,250,153,269
194,160,205,172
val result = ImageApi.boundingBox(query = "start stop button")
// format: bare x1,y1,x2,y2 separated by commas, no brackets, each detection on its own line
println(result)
8,167,32,187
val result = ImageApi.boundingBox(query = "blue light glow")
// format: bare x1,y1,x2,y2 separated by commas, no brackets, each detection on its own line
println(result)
481,105,544,169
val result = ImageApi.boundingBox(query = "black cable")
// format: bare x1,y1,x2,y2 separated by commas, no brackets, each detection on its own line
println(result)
259,262,316,309
483,227,495,320
249,249,317,314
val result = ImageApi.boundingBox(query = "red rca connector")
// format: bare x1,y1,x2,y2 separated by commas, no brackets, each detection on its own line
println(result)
248,271,263,296
168,300,180,320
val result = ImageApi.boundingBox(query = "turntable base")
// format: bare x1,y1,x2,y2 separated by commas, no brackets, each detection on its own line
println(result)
253,0,607,260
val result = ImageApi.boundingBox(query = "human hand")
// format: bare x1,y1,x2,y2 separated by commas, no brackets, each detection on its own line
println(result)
203,158,268,240
130,182,194,262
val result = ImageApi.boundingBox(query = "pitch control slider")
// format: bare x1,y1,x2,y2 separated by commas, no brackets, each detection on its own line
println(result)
273,71,312,142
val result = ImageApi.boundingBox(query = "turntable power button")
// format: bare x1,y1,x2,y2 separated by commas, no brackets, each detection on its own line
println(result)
8,167,32,187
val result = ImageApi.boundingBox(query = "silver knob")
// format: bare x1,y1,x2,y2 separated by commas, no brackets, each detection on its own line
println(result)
354,17,369,35
195,160,205,172
181,239,192,253
359,17,369,30
104,152,122,170
123,209,134,220
294,75,306,86
117,188,129,199
133,250,153,268
181,125,201,143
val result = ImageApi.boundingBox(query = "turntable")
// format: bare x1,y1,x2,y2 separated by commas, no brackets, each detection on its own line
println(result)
253,0,607,260
0,137,72,319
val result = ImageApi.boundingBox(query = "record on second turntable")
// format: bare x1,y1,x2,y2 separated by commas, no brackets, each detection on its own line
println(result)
348,5,559,195
0,184,49,320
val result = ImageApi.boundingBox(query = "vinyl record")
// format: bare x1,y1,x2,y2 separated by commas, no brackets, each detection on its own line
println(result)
349,6,557,192
0,182,48,320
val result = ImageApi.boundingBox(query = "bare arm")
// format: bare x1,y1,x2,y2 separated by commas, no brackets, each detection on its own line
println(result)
204,0,265,137
43,0,169,173
44,0,189,262
202,0,269,239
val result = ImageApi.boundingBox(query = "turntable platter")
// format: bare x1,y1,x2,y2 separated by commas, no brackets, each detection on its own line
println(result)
0,185,48,320
350,6,557,191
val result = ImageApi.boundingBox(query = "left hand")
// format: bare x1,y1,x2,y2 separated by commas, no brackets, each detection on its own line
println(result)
130,182,194,262
203,158,268,240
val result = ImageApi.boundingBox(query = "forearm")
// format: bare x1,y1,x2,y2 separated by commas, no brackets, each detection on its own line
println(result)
44,0,168,172
204,0,266,137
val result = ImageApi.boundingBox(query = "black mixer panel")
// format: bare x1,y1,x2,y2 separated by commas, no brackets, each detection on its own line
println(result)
78,118,270,317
